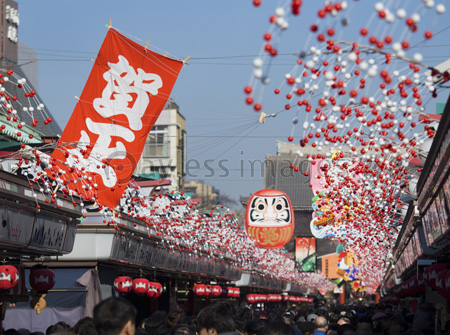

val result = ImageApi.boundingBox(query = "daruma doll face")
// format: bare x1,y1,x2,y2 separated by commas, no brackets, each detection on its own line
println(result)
245,189,294,249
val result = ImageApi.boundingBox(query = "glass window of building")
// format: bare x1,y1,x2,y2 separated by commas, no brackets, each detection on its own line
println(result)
145,125,169,157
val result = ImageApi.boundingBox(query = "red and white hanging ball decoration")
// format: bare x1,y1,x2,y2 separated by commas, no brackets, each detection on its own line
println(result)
0,68,54,144
243,0,448,290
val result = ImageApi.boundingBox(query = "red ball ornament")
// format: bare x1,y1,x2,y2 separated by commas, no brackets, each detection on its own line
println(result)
244,86,253,95
424,30,433,39
244,189,295,249
253,0,261,7
254,103,262,112
29,266,55,292
132,278,150,294
0,265,19,290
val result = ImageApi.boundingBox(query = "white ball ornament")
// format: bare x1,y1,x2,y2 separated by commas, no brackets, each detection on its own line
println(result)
374,2,384,11
386,12,395,23
347,52,357,62
253,69,263,79
253,58,263,68
396,8,407,19
436,4,445,13
412,53,423,63
368,68,377,77
275,7,285,17
325,71,334,80
411,13,421,22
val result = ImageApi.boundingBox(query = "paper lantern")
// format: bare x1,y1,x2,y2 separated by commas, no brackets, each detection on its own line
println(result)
0,265,19,290
193,284,207,296
245,189,295,249
436,270,450,300
133,278,150,294
211,285,222,297
445,271,450,297
114,276,133,293
227,287,235,297
147,282,163,298
268,294,277,302
232,288,240,298
29,266,55,292
246,294,256,303
205,284,212,296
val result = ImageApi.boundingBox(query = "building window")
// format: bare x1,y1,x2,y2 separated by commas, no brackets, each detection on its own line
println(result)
145,125,169,157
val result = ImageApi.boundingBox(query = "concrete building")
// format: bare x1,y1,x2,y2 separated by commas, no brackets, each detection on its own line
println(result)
135,100,186,189
184,180,219,210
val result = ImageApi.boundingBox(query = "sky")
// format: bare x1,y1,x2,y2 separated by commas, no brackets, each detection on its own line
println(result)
16,0,450,205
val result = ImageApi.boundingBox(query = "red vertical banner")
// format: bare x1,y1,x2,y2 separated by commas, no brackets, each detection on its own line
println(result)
48,28,183,209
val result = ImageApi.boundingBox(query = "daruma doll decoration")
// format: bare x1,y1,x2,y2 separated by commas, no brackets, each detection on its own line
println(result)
245,189,295,249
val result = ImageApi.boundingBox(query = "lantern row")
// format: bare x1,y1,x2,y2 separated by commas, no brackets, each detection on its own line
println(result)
382,263,450,303
0,265,55,293
246,294,313,303
113,276,163,298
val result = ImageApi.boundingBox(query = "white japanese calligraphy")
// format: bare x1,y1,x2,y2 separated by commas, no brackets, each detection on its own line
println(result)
93,55,163,131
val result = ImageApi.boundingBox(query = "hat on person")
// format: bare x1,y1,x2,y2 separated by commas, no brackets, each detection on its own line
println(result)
307,314,318,322
297,321,316,333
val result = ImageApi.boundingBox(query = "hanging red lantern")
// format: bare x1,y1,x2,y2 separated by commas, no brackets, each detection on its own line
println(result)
29,266,55,293
227,287,235,297
205,284,212,296
193,284,207,296
114,276,133,293
232,287,240,298
244,189,295,249
424,263,449,289
445,271,450,297
147,282,163,298
246,294,256,303
211,285,222,297
436,270,450,300
0,264,19,290
132,278,150,294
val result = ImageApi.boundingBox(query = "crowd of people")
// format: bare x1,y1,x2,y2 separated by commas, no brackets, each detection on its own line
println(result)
3,297,450,335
